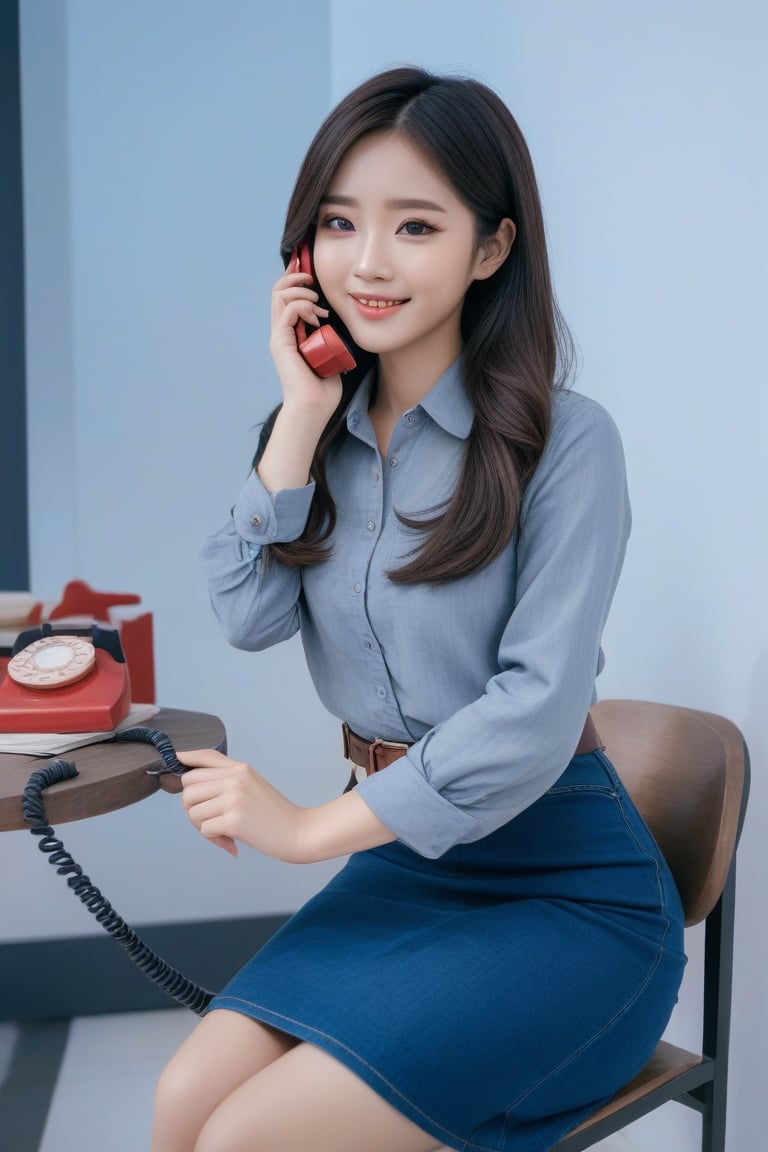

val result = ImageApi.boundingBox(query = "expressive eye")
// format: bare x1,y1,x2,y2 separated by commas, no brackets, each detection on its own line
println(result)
399,220,435,237
321,215,355,232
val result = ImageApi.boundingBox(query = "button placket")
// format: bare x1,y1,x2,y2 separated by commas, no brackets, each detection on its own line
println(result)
356,441,393,709
364,420,422,733
351,438,384,642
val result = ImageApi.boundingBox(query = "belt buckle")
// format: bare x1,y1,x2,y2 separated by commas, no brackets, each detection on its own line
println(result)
367,736,409,776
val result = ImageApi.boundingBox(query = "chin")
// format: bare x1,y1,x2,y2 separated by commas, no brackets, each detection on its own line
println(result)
354,336,409,357
341,323,411,356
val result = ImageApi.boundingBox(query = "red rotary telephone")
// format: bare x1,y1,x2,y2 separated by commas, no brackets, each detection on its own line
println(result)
0,622,131,733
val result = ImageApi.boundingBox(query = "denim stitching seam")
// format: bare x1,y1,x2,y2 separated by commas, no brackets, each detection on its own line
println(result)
208,997,470,1148
546,784,615,796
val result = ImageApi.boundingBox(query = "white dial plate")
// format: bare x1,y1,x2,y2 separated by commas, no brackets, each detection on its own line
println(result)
8,636,97,691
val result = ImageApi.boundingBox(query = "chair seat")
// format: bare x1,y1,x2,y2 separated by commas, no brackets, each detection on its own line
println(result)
555,1041,708,1147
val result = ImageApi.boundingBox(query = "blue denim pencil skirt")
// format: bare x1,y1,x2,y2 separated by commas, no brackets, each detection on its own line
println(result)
210,750,687,1152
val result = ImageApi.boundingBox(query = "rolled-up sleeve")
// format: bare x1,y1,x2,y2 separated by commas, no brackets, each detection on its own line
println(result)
232,469,316,547
203,466,315,652
355,397,631,858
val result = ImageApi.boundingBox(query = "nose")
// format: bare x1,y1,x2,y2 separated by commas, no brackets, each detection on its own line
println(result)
352,230,393,282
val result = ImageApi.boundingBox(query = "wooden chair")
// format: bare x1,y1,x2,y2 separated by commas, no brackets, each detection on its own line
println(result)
552,700,750,1152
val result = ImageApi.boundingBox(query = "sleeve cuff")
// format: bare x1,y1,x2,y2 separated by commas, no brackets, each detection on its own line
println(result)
354,752,479,859
232,470,316,545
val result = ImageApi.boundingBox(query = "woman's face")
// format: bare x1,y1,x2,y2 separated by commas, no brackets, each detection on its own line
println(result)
312,131,486,367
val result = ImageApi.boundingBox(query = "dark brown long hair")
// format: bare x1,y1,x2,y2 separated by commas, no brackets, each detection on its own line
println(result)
259,66,574,584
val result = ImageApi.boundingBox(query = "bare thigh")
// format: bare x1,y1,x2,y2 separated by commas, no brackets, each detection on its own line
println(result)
195,1040,446,1152
151,1008,299,1152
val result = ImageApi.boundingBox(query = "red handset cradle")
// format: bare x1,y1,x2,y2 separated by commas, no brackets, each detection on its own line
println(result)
292,239,356,377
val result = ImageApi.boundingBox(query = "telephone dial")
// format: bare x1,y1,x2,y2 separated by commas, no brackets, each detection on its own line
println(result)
292,237,357,377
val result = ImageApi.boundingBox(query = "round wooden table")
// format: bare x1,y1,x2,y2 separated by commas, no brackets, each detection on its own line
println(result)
0,708,226,832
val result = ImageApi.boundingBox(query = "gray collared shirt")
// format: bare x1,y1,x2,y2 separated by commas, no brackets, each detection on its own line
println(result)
202,360,631,858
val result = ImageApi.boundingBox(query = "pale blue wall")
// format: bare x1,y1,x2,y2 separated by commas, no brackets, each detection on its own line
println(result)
11,0,345,940
9,4,767,1149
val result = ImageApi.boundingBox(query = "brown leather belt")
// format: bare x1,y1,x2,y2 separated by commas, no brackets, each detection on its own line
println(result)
342,713,603,778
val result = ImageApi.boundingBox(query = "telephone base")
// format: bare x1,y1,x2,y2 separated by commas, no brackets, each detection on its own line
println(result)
0,643,131,734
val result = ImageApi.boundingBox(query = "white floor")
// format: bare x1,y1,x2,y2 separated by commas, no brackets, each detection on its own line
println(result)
40,1010,196,1152
0,1009,668,1151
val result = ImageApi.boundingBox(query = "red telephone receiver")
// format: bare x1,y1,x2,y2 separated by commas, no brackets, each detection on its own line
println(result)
291,239,356,377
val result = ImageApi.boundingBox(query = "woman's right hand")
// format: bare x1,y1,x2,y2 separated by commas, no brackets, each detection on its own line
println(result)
269,262,343,420
258,262,345,493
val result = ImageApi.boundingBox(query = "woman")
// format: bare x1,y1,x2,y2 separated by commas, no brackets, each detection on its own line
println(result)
152,66,686,1152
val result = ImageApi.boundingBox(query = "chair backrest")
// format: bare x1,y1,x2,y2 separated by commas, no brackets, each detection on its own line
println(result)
591,700,749,926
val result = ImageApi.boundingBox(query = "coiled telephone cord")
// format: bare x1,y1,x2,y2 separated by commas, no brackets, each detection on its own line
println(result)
21,726,214,1016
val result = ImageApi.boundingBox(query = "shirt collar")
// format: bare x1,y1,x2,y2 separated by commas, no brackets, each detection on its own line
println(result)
417,357,474,440
344,357,474,442
345,368,376,432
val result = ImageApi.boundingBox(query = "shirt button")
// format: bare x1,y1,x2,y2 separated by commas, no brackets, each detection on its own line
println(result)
404,414,414,426
354,582,362,593
250,515,262,527
389,456,398,468
367,520,376,531
372,471,379,482
363,639,372,650
376,686,387,699
350,412,360,426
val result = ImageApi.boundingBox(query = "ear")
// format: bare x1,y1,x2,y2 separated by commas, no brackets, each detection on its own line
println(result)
472,217,516,281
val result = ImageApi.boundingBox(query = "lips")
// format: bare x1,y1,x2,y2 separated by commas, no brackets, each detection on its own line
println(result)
350,295,409,320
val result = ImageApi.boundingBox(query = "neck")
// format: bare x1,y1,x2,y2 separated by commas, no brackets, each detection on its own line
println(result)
372,336,462,416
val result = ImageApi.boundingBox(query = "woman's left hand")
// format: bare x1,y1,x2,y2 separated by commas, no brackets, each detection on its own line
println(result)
177,748,307,863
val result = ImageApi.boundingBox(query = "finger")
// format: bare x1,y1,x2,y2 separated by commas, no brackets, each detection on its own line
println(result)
274,270,313,291
275,285,320,304
181,779,229,809
280,301,330,331
180,765,253,793
186,796,228,826
200,815,242,848
272,295,329,329
180,767,233,788
282,268,313,281
210,835,239,857
176,748,238,771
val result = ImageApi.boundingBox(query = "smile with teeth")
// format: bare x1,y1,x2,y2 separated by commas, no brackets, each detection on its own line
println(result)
355,297,406,308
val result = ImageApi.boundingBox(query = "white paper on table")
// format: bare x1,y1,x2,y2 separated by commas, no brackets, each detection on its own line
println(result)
0,703,160,756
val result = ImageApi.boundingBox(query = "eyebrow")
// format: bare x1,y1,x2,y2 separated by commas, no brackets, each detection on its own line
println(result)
320,194,447,213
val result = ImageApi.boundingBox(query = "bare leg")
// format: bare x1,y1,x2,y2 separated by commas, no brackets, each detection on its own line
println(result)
194,1041,447,1152
151,1008,299,1152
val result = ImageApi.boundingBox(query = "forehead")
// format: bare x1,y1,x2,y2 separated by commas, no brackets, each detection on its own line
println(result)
325,131,463,208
